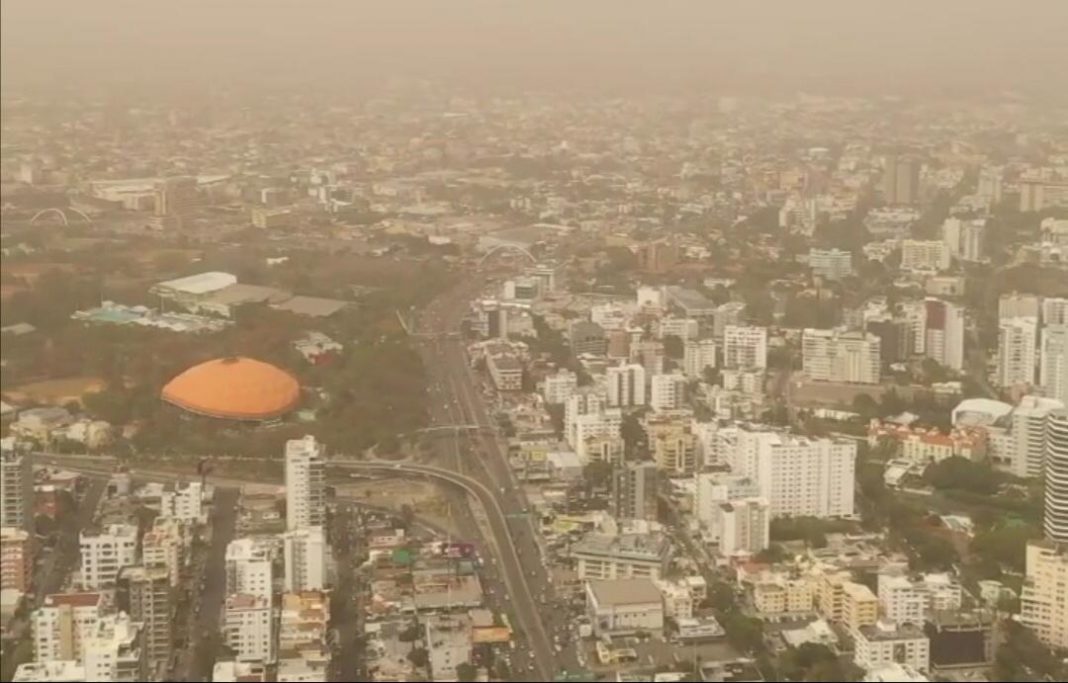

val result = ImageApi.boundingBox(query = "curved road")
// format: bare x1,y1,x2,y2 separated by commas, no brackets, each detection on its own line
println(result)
33,452,555,680
330,461,554,678
416,277,567,675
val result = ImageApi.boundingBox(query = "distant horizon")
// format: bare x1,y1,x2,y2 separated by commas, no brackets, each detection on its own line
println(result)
3,0,1068,102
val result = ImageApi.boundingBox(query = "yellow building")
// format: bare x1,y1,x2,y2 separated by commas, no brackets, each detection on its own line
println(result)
648,421,697,475
814,571,851,622
1021,540,1068,649
754,578,814,616
842,581,879,633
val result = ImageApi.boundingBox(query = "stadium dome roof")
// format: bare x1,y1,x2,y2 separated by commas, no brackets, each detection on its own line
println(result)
161,357,299,420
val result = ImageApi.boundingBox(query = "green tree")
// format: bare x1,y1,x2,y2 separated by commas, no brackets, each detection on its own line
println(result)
407,647,429,668
754,544,789,564
456,662,478,682
851,393,879,418
702,365,723,386
721,613,764,654
398,621,420,642
971,523,1041,572
777,643,841,682
707,581,736,611
925,456,999,495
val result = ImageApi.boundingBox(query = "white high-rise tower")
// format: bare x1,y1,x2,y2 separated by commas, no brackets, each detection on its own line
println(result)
284,435,325,531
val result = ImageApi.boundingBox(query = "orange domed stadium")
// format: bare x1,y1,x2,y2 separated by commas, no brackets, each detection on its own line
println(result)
161,357,300,420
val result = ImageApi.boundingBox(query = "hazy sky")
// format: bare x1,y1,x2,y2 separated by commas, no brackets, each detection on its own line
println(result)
4,1,1067,96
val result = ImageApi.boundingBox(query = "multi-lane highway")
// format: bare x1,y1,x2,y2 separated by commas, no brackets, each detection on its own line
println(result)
415,277,565,677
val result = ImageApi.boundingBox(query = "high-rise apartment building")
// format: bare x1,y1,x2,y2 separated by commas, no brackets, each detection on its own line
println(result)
648,421,698,475
583,434,625,466
718,427,856,518
959,219,986,262
611,462,658,522
225,537,276,601
717,498,770,556
977,166,1003,204
224,594,275,663
883,154,920,205
1020,540,1068,649
78,524,139,590
692,472,761,532
1009,395,1065,478
1042,297,1068,326
1,442,33,531
942,217,986,263
802,328,881,384
722,325,768,370
1044,410,1068,543
1040,325,1068,403
116,565,173,679
284,435,325,531
997,318,1038,388
606,363,647,407
923,298,965,371
282,525,328,592
565,389,608,447
682,339,717,379
141,519,184,588
649,373,686,411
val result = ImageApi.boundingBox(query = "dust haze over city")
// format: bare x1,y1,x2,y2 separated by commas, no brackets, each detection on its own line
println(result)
2,1,1068,682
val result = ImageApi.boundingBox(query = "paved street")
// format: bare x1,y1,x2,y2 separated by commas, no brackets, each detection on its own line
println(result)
35,477,106,605
176,487,238,682
415,276,559,679
328,503,365,682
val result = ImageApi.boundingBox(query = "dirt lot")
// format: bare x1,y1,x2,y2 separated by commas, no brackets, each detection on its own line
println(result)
335,477,464,537
4,376,106,406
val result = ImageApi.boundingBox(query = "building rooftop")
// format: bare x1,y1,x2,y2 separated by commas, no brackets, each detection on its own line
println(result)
863,663,929,682
211,659,267,683
154,271,237,295
858,619,926,641
12,661,86,682
572,532,672,563
587,578,663,606
271,295,348,317
202,283,291,306
161,356,300,420
41,592,103,609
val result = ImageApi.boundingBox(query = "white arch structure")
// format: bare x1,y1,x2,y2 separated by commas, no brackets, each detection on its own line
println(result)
29,207,92,226
476,243,537,267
